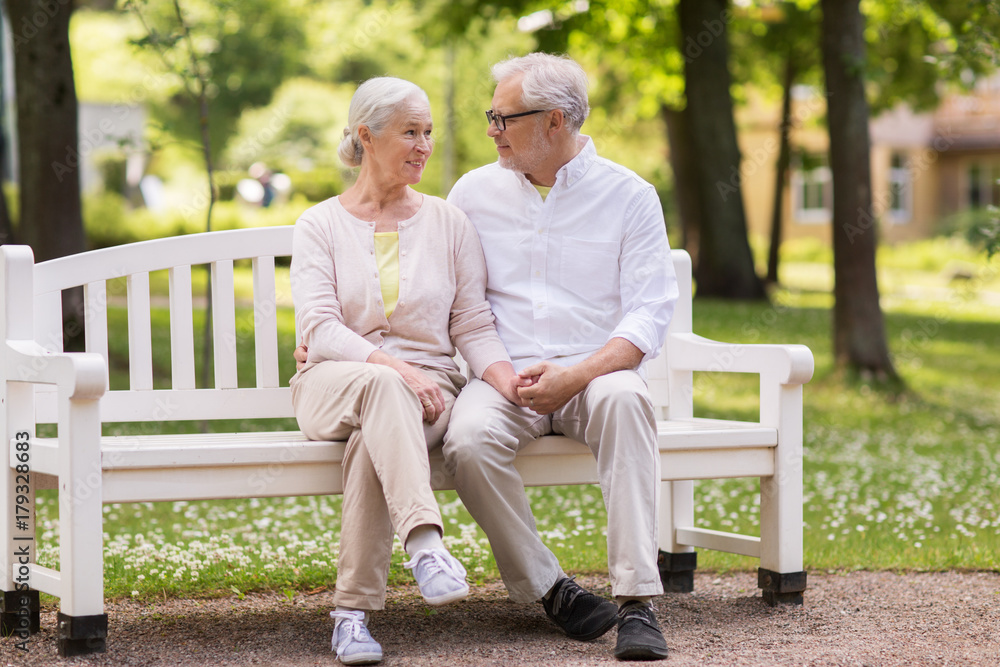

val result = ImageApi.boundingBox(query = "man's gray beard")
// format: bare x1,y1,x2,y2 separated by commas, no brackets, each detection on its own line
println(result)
498,125,547,174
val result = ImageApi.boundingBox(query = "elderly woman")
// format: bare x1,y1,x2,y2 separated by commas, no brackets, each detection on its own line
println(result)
290,77,522,665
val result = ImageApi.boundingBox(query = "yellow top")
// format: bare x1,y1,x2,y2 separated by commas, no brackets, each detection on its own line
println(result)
534,184,552,201
374,232,400,319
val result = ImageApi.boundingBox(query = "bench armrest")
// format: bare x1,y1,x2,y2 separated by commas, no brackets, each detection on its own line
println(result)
5,340,107,399
668,332,814,386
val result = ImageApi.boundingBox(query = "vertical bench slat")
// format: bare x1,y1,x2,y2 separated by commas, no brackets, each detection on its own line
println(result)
35,291,62,352
168,265,196,390
32,291,62,415
252,256,279,388
212,260,238,389
127,272,153,391
84,281,109,388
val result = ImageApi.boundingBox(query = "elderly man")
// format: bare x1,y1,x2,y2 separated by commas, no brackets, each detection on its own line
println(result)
443,52,677,661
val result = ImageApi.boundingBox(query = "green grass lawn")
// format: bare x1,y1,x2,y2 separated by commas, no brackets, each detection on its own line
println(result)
33,242,1000,600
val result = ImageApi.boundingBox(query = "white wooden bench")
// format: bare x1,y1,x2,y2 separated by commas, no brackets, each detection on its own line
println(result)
1,226,813,656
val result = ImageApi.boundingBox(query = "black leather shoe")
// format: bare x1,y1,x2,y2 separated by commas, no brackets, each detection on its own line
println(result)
614,600,669,661
541,576,618,641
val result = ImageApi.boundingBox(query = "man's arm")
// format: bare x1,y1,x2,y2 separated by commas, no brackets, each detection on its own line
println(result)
516,337,643,414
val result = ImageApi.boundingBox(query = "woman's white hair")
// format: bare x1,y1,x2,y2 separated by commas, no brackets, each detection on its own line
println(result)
491,53,590,133
338,77,429,167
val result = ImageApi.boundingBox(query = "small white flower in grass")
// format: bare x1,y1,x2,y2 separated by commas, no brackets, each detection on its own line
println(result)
137,575,145,581
131,590,139,597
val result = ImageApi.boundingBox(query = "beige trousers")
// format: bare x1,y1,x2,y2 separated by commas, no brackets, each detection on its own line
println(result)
443,370,664,603
290,360,465,610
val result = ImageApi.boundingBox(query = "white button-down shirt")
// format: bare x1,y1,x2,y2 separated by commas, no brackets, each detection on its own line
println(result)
447,137,678,372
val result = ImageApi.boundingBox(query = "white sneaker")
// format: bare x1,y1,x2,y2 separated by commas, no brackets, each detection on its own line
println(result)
330,610,382,665
403,549,470,606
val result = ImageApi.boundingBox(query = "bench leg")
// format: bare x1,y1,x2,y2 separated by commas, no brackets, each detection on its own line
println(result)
1,589,40,637
657,480,697,592
758,382,806,606
758,568,806,606
48,397,107,656
57,612,108,656
657,550,697,593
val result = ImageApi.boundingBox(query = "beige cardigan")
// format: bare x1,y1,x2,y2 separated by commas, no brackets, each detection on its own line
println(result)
291,194,510,379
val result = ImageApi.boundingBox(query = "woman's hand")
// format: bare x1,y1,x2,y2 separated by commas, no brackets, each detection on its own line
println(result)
368,351,446,424
294,345,308,371
482,361,531,407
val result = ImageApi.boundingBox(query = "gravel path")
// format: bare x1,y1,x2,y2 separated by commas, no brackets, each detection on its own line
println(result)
4,571,999,666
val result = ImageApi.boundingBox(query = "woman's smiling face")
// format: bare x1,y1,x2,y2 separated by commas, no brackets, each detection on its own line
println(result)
364,97,434,186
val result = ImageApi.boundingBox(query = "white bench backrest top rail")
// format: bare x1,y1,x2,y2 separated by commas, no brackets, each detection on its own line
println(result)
27,227,691,425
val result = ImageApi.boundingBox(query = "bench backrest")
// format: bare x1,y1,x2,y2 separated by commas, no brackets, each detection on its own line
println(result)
23,227,692,426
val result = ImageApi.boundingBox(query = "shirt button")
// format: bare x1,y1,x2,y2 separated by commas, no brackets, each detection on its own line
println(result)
401,250,407,256
534,271,541,277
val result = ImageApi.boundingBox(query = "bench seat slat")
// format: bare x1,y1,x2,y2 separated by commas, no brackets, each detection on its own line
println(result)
97,436,776,503
94,421,776,471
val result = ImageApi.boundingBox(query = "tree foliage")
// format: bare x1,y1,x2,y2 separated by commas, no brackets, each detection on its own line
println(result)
120,0,310,161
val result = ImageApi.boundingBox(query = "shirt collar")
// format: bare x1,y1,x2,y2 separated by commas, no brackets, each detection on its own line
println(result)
557,135,595,188
511,134,595,191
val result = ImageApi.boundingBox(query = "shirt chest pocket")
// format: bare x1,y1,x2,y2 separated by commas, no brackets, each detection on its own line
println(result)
558,236,620,300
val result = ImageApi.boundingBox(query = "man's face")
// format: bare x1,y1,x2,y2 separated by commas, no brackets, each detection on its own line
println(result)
488,74,549,175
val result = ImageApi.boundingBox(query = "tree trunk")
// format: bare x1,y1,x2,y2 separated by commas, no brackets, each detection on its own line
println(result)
678,0,766,300
820,0,897,379
661,103,701,265
7,0,86,349
766,53,795,285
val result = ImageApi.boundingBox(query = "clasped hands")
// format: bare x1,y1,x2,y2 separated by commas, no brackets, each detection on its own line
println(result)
293,345,583,419
511,361,586,416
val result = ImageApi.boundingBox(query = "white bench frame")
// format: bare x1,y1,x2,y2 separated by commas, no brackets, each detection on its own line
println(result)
1,227,813,656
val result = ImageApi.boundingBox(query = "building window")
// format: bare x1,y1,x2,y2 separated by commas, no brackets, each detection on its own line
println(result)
792,153,832,224
967,161,1000,209
887,152,912,224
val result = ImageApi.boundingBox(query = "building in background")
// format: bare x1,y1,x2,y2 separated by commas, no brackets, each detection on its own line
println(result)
738,73,1000,246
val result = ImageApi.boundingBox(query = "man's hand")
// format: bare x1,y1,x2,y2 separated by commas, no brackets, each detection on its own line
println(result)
294,344,308,371
516,361,587,415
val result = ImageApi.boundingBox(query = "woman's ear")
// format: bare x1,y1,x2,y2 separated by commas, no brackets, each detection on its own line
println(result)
358,125,374,151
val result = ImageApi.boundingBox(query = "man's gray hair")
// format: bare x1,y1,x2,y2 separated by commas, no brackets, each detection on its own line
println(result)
491,53,590,133
338,77,430,167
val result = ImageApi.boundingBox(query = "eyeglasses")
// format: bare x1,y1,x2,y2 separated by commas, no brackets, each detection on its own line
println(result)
485,109,546,131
